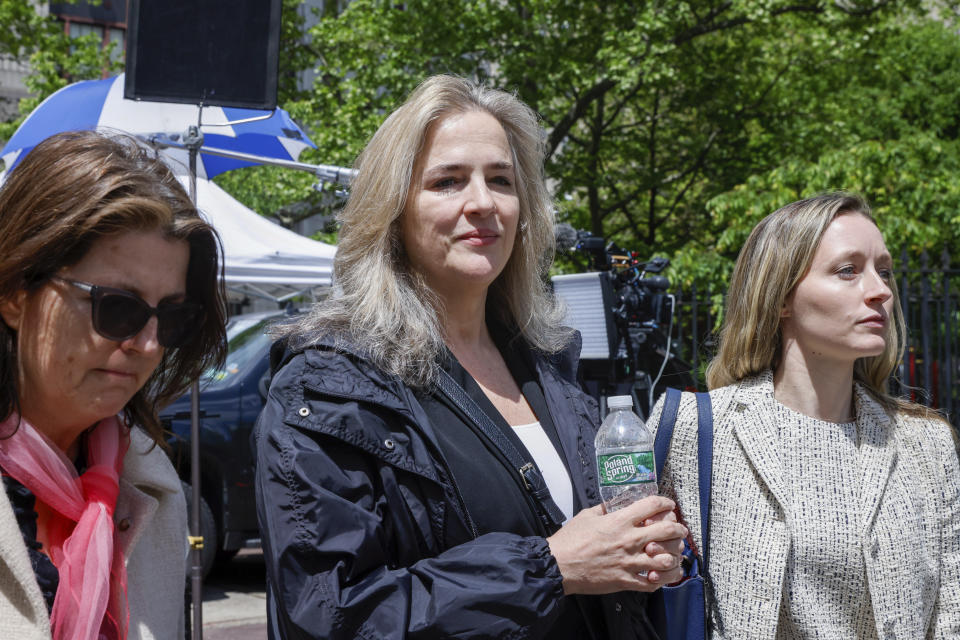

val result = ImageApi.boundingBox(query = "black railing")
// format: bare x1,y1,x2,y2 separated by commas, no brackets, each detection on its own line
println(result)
893,248,959,422
668,283,718,387
663,249,960,430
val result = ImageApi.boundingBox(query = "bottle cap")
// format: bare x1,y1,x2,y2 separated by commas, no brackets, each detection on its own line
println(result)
607,395,633,409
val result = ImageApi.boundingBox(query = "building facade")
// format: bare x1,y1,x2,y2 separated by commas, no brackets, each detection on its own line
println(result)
0,1,126,120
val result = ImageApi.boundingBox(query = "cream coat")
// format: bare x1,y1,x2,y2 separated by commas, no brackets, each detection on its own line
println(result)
649,372,960,640
0,427,188,640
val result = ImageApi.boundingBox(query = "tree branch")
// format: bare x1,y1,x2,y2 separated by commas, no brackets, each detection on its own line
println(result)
587,91,606,235
566,131,588,148
672,3,826,46
658,128,719,226
601,182,648,217
546,79,617,160
655,54,795,224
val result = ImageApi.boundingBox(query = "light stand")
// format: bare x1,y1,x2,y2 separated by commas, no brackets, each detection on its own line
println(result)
159,119,354,640
183,123,204,640
144,132,357,187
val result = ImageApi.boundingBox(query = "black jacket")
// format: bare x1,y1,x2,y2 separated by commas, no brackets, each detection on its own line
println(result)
254,334,656,639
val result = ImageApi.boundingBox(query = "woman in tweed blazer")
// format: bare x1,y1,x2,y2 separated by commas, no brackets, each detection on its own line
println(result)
649,193,960,639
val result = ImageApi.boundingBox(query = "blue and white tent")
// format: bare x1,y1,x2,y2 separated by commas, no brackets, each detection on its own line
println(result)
1,73,315,180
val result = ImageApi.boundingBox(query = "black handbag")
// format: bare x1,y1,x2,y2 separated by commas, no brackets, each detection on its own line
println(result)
646,388,716,640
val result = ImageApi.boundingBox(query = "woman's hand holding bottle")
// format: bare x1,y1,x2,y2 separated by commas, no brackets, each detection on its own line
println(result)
547,496,687,595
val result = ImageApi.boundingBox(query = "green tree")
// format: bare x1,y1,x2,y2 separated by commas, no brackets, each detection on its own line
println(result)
0,1,118,144
8,0,959,268
0,0,55,60
681,19,960,289
277,0,949,252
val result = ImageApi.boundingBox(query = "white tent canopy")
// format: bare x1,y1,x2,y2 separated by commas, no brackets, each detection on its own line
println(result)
179,177,335,305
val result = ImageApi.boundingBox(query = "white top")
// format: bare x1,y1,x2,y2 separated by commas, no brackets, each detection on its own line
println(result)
511,421,575,522
774,401,877,640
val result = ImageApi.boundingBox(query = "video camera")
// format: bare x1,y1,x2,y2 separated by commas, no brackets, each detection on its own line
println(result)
551,223,681,416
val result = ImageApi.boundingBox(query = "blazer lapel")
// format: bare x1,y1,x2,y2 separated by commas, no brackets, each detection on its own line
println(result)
854,386,896,530
534,356,593,510
731,373,790,512
0,477,50,630
114,478,160,557
114,427,178,557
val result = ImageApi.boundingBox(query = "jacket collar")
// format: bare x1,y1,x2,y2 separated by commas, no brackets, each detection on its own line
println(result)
278,335,414,419
730,371,895,530
852,383,897,530
729,371,790,510
532,335,596,509
276,331,593,500
277,329,586,421
115,427,181,557
0,478,49,632
123,427,181,494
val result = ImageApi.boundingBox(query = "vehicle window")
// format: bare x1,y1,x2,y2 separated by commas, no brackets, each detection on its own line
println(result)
200,317,276,390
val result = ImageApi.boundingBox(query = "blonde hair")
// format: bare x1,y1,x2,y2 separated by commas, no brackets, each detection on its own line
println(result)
707,192,931,418
283,75,569,387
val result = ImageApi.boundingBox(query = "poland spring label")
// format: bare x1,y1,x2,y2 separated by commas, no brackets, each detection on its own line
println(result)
597,451,656,486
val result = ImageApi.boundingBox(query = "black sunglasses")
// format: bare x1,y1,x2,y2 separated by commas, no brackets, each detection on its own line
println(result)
52,276,204,348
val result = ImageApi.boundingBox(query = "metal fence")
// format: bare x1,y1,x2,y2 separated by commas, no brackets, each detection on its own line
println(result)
669,283,718,387
894,248,959,422
665,248,960,429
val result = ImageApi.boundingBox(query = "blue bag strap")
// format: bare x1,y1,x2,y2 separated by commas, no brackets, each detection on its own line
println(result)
653,388,713,560
652,389,720,635
695,391,724,634
694,392,713,564
654,387,682,480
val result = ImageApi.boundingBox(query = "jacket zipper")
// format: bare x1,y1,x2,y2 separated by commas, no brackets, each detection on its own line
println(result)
436,453,480,539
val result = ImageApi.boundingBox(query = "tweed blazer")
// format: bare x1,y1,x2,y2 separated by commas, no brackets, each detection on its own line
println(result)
648,372,960,640
0,426,188,640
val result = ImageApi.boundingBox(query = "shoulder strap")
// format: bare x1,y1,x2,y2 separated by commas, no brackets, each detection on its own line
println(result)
435,369,567,532
653,389,714,561
695,391,725,633
654,387,682,480
652,389,721,631
694,392,713,564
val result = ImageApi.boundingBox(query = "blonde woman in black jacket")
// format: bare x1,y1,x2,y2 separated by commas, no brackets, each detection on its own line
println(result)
254,75,689,640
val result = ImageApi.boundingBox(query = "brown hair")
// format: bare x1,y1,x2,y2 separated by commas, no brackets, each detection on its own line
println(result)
707,192,934,419
0,130,227,445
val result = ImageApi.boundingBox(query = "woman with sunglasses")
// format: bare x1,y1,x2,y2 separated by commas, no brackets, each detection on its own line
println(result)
0,130,226,640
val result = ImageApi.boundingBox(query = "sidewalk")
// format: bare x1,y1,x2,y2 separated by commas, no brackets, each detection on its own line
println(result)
203,621,267,640
192,549,268,640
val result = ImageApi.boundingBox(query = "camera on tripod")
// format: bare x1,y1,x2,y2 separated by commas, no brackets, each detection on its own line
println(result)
551,224,689,417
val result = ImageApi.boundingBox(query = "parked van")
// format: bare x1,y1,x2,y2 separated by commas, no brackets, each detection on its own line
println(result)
162,310,293,576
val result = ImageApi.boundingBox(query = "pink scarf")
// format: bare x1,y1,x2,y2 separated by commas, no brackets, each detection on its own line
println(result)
0,414,130,640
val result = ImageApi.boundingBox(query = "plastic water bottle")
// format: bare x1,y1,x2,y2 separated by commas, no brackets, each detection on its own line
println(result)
595,395,657,513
